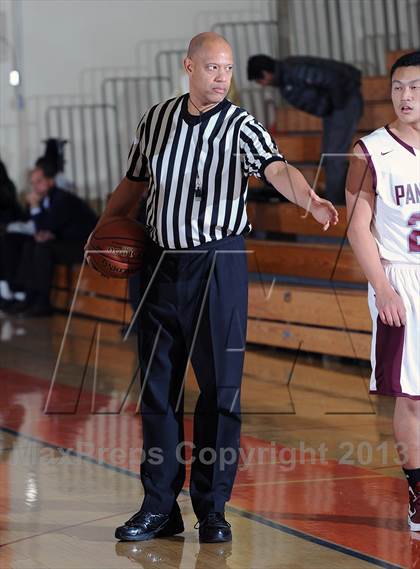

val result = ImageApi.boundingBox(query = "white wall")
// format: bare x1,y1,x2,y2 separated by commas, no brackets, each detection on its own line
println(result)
0,0,275,187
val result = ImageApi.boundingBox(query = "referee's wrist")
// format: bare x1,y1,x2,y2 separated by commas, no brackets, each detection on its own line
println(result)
303,189,315,212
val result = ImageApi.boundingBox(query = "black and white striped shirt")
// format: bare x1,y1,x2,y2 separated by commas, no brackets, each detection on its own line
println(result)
127,93,285,249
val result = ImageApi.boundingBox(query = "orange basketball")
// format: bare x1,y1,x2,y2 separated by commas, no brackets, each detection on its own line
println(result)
87,216,147,279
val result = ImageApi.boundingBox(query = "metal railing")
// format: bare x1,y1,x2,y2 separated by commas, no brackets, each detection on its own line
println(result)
155,49,187,91
45,104,119,208
240,87,278,131
289,0,419,74
212,19,280,86
25,94,89,169
101,76,172,175
78,66,149,103
135,37,188,74
211,19,282,125
194,2,277,32
40,0,419,207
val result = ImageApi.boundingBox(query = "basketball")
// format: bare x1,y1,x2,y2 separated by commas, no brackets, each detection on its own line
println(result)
87,216,147,278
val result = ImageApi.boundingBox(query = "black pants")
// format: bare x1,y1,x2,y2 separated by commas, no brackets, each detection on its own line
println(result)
322,92,364,205
3,235,85,304
137,235,248,519
1,233,31,292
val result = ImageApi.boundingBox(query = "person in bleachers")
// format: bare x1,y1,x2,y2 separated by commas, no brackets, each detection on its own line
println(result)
0,159,23,226
36,138,74,191
0,159,25,310
247,54,363,204
4,159,97,316
1,139,75,314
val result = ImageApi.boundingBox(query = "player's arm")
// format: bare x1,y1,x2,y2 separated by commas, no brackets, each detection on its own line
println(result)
346,144,406,327
264,161,339,231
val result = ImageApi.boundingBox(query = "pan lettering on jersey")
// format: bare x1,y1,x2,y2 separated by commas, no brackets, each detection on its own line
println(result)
394,182,420,206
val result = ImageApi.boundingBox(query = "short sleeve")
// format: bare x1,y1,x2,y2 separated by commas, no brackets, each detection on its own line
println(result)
239,117,286,183
126,113,149,182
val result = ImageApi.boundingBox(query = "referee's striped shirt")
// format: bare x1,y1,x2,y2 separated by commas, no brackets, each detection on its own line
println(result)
126,93,286,249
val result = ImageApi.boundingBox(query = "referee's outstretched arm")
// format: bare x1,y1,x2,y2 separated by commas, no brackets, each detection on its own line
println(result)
264,161,339,231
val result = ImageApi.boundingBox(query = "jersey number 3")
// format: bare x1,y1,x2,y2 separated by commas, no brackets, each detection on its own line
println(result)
408,212,420,252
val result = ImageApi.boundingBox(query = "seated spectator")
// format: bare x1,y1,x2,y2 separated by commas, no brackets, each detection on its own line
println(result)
247,54,363,204
3,159,97,316
0,159,25,309
0,159,23,226
36,138,74,191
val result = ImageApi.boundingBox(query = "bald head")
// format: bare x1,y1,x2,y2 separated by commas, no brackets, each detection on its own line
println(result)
184,32,234,108
187,32,232,59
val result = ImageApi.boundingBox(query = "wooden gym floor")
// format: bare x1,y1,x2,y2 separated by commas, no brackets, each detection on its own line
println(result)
0,312,418,569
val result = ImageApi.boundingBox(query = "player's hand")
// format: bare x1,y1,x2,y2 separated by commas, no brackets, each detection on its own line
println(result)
308,190,339,231
374,285,406,327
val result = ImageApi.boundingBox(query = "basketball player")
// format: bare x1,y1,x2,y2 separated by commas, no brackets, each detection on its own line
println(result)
87,32,338,543
346,51,420,532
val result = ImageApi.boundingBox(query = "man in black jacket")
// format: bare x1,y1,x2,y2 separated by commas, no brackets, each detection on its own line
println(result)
0,160,23,226
0,159,24,308
247,55,364,204
8,160,97,316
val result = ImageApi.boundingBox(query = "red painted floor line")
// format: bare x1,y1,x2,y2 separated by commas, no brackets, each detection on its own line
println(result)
0,367,418,567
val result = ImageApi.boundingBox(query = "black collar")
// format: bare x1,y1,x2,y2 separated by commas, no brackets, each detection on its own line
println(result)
180,93,231,126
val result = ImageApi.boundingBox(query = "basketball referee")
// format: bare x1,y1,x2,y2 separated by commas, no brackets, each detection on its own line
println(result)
87,32,338,543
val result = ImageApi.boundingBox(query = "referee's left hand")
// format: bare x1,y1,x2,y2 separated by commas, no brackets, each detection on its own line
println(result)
308,190,339,231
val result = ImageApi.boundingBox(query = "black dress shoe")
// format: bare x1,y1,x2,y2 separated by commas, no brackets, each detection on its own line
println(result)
115,504,184,541
196,512,232,543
